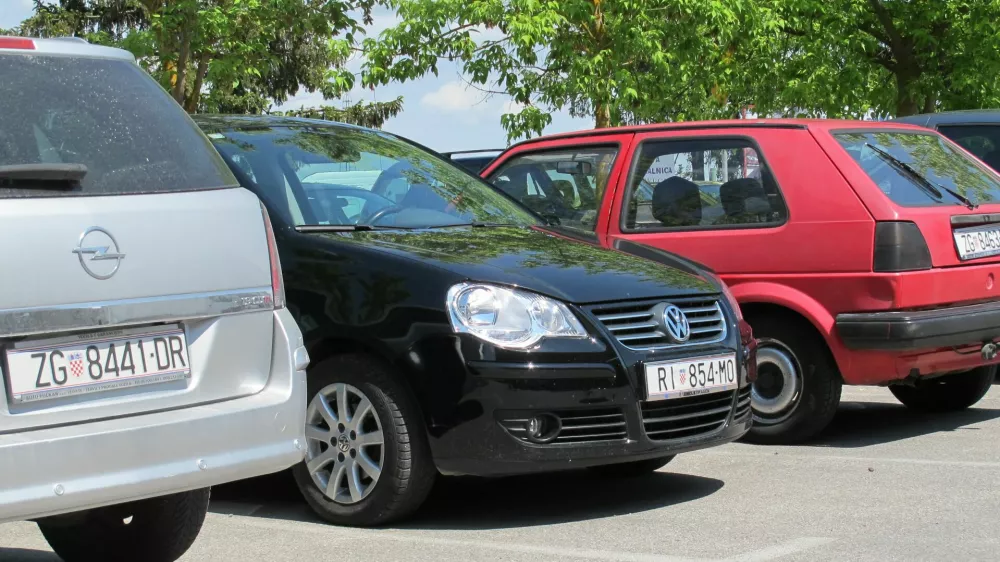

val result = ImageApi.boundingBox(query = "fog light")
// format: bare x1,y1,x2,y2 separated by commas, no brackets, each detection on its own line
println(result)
524,413,561,443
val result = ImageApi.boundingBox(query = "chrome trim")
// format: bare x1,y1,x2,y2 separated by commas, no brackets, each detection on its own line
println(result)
0,287,274,338
591,300,728,351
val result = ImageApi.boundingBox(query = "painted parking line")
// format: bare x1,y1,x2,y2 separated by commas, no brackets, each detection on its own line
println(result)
697,449,1000,469
222,514,834,561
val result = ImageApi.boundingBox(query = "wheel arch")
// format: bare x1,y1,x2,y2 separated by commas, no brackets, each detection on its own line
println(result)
730,282,848,379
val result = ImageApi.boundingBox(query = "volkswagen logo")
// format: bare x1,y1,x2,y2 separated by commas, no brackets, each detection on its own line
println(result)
662,304,691,343
72,227,125,280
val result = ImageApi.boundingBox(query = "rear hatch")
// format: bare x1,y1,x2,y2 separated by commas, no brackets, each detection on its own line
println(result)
0,42,277,433
828,128,1000,268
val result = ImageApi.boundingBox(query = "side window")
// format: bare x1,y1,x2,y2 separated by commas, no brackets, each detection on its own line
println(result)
487,146,618,232
624,138,787,230
937,125,1000,172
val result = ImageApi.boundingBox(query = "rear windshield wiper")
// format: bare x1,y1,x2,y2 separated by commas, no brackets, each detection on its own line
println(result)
864,143,977,210
0,163,87,189
296,224,383,232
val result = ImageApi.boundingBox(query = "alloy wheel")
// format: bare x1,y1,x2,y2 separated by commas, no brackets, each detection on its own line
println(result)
303,383,385,504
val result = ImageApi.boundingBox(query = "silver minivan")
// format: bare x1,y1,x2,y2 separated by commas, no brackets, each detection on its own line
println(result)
0,37,307,561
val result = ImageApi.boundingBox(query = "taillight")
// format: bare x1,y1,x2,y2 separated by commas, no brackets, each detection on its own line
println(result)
0,37,35,50
260,203,285,309
873,221,932,272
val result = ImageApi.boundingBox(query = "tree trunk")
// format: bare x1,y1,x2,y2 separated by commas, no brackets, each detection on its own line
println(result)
172,29,190,105
922,91,937,114
594,103,611,128
894,72,921,117
184,53,210,113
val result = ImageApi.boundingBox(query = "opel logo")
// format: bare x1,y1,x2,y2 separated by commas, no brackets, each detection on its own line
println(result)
72,227,125,280
662,304,691,343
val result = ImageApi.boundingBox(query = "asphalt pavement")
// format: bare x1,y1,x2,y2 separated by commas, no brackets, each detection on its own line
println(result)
3,385,1000,562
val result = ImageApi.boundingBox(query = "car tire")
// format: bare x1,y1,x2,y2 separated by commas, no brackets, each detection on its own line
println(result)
292,354,435,527
37,488,210,562
742,315,842,445
586,455,675,478
889,366,996,412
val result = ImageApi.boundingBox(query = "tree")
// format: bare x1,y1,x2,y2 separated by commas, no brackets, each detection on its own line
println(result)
738,0,1000,119
362,0,771,141
273,96,405,129
8,0,403,127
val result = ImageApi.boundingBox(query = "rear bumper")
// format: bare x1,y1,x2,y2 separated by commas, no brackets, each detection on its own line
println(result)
836,300,1000,351
0,308,308,524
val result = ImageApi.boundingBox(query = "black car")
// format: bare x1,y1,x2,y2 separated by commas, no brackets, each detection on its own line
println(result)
442,149,502,173
194,115,756,527
892,110,1000,172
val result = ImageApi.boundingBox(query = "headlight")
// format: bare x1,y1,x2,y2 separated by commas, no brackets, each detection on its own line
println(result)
446,283,588,348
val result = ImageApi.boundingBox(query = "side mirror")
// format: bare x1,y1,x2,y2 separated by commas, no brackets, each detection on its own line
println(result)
556,161,592,175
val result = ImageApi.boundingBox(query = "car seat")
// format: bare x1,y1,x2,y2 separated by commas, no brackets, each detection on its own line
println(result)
652,176,702,227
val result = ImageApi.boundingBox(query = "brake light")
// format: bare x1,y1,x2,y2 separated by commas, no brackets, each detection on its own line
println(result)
260,203,285,309
0,37,35,50
873,221,932,272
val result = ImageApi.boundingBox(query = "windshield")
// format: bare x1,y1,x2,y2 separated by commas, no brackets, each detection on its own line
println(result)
208,125,537,229
835,131,1000,207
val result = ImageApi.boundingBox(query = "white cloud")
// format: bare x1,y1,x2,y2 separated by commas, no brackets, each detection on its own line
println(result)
420,81,485,113
502,100,526,114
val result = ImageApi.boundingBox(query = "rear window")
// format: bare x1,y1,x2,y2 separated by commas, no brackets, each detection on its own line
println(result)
835,131,1000,207
0,54,235,198
936,125,1000,172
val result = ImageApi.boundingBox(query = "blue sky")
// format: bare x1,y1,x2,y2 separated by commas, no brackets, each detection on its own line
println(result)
2,1,592,152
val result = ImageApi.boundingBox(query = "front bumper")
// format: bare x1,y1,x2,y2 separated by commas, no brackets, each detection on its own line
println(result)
428,358,752,478
0,308,308,523
836,300,1000,351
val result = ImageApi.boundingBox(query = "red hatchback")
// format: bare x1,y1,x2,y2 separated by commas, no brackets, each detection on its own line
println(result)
483,119,1000,444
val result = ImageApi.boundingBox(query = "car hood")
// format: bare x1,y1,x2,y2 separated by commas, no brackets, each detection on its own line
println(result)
333,225,715,304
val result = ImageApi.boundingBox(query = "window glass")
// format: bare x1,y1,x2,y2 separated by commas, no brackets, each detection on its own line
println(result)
0,54,234,198
487,147,618,232
209,125,537,229
624,139,787,229
936,125,1000,172
835,131,1000,207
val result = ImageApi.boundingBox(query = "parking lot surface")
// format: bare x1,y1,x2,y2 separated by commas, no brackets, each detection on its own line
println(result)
3,386,1000,562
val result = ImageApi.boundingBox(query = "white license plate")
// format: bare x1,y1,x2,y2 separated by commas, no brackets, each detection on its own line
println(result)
954,225,1000,261
5,326,191,404
644,354,738,401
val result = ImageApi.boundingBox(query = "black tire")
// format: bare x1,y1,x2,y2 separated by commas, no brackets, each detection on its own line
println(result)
292,354,436,527
37,488,210,562
587,455,675,478
890,366,996,412
742,314,842,445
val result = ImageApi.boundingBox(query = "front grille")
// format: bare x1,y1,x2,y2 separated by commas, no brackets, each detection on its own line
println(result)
641,390,735,441
591,298,727,350
498,407,627,445
734,385,752,420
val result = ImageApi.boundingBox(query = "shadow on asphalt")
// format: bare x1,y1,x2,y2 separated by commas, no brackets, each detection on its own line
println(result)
210,467,723,530
804,400,1000,449
0,548,59,561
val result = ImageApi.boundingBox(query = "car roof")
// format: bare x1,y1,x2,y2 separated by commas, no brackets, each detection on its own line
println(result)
891,110,1000,128
0,36,135,61
192,113,376,134
507,118,929,149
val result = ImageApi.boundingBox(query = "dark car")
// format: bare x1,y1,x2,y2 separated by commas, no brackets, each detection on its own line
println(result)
442,149,502,173
892,110,1000,172
193,115,756,527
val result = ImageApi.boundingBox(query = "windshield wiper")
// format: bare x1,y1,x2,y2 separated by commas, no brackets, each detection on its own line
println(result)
865,143,977,210
0,163,87,189
296,224,385,232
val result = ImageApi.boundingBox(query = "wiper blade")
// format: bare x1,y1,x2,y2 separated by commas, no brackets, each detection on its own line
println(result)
296,224,383,232
0,163,87,189
865,143,977,210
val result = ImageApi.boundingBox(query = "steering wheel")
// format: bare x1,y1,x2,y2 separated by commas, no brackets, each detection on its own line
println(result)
364,205,404,225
